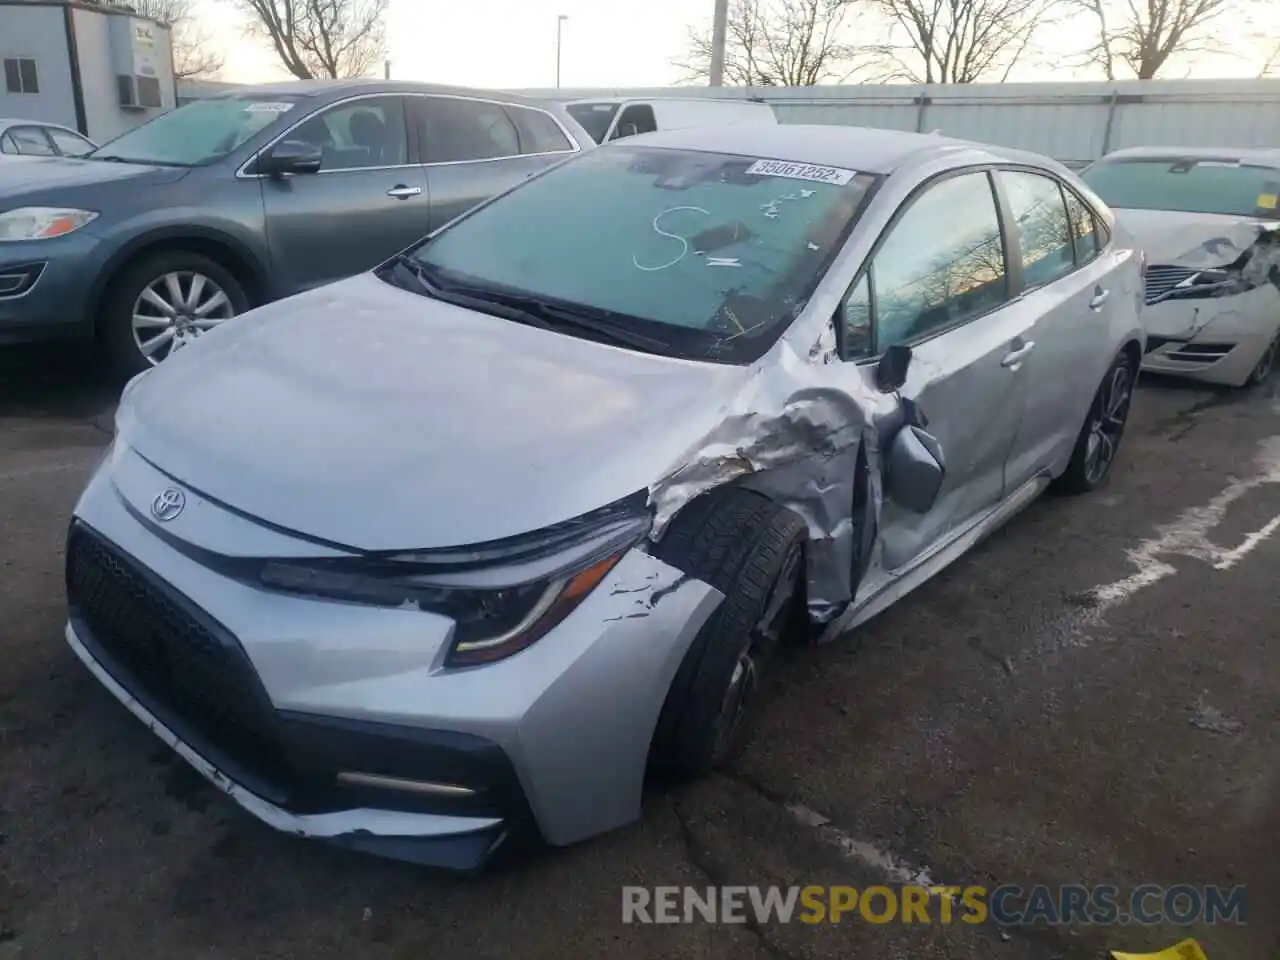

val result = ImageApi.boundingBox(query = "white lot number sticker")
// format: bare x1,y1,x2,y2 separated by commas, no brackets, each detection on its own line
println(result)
244,101,295,113
745,159,855,185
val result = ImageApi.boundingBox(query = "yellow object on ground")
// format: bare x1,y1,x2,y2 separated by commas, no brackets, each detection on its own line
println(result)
1111,939,1208,960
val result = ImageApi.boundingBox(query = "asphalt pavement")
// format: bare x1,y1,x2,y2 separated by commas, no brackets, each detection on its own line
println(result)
1,346,1276,959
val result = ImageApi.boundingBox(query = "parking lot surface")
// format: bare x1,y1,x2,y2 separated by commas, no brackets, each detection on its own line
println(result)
1,347,1276,959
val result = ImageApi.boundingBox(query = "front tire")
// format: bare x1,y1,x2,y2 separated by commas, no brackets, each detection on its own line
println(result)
648,488,807,781
101,251,248,378
1246,333,1278,386
1052,350,1136,495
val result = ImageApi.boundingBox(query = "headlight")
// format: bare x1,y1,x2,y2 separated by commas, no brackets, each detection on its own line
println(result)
0,207,98,241
259,492,653,667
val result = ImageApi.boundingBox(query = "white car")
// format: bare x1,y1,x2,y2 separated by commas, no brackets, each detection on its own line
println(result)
564,97,776,144
1082,146,1280,386
0,118,97,159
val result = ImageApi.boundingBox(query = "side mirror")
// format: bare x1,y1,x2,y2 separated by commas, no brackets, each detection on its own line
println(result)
886,425,946,514
876,343,912,393
259,140,323,177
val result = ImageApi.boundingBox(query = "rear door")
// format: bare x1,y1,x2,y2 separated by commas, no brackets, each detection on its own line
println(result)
999,170,1121,485
259,95,430,293
413,95,579,231
836,169,1035,571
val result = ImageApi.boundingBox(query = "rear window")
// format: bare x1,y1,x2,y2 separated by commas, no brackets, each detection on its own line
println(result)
1082,158,1280,218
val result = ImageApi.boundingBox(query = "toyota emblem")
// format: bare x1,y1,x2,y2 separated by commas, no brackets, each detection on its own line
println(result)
151,487,186,522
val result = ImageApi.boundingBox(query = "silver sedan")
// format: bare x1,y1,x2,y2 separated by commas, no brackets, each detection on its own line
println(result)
65,124,1145,872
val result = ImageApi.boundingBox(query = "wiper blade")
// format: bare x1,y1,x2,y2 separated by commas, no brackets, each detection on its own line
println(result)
382,255,558,330
441,282,672,353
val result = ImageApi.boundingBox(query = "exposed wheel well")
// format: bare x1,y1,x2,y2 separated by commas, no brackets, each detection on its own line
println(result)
92,236,266,340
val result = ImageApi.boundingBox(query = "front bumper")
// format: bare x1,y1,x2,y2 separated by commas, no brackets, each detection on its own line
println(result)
65,444,722,867
0,232,115,344
1140,290,1280,387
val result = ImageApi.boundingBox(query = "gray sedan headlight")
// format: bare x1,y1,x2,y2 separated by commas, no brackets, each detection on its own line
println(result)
0,207,98,241
259,491,653,667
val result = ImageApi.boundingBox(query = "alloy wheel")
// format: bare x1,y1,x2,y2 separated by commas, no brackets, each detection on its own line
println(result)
131,271,236,365
711,543,803,763
1084,362,1133,485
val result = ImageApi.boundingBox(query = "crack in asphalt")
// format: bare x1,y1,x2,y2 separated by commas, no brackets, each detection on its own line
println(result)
672,796,803,960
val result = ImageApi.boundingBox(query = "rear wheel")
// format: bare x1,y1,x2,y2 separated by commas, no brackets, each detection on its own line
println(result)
101,251,248,378
647,488,807,780
1052,350,1135,495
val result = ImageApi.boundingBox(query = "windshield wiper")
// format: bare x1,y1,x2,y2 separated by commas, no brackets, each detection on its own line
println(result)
88,154,190,167
389,256,673,354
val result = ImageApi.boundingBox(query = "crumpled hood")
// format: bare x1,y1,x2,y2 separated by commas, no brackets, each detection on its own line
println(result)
116,272,753,551
1114,207,1280,267
0,155,187,201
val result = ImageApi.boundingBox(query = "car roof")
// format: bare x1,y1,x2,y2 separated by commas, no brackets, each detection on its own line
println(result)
613,123,1063,176
1101,145,1280,166
208,79,564,111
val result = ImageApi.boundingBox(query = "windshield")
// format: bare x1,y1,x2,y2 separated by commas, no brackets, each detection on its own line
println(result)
565,102,621,144
88,94,306,166
1082,157,1280,218
404,145,880,363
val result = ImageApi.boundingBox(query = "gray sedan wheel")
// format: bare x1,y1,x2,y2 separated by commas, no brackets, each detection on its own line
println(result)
131,270,237,365
102,251,249,378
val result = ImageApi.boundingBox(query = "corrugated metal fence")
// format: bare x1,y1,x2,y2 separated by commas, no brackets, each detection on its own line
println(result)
511,79,1280,168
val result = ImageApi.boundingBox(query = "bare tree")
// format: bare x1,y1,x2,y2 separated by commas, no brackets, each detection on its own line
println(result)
865,0,1054,83
235,0,390,79
1071,0,1234,80
673,0,867,86
128,0,224,79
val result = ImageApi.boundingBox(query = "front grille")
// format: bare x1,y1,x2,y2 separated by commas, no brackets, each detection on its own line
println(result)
1144,264,1198,304
66,524,289,789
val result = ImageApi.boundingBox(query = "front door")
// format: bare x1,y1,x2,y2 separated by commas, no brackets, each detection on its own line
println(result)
259,95,430,293
836,169,1034,573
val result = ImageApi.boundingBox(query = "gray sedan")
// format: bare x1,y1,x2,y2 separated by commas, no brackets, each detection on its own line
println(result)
66,124,1144,872
0,80,591,373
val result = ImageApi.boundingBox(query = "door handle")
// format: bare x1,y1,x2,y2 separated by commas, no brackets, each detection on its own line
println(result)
387,185,422,200
1089,288,1110,310
1001,340,1035,368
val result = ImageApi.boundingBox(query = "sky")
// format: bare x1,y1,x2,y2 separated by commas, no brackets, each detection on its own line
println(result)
200,0,1275,89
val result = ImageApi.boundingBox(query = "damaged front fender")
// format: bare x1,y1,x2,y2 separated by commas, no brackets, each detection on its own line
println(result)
644,338,922,624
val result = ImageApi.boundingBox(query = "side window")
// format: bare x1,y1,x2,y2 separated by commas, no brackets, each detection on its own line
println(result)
0,133,15,155
7,126,55,156
418,97,521,163
610,104,657,140
288,96,407,171
1064,189,1100,265
864,171,1008,351
1000,170,1075,289
506,105,573,154
47,128,94,157
841,273,872,360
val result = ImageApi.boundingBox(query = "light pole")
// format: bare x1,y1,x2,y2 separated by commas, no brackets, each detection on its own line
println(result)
709,0,729,86
555,14,568,88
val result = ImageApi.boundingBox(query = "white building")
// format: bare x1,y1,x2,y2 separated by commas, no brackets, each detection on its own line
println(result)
0,0,177,143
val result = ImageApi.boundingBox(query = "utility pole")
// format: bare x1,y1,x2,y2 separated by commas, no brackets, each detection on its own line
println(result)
709,0,729,86
555,14,568,88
